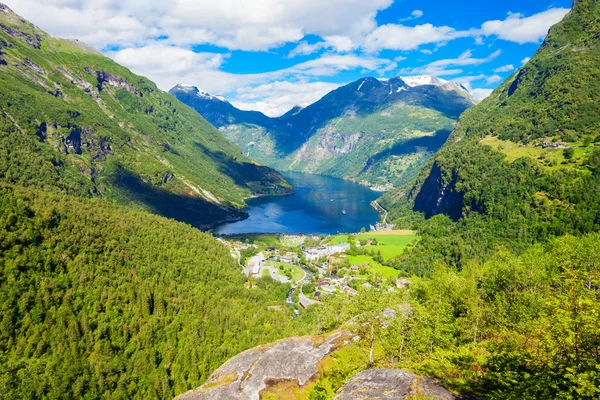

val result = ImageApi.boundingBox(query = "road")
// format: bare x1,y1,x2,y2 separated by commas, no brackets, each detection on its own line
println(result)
287,266,313,305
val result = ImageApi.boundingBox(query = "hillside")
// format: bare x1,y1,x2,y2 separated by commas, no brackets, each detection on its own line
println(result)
0,184,304,399
379,0,600,273
0,4,291,229
171,77,475,189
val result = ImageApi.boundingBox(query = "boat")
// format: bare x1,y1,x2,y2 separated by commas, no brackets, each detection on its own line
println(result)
342,209,347,215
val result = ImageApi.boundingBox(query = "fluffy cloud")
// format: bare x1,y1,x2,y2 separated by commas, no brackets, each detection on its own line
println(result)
7,0,393,51
232,81,341,117
288,35,355,58
400,9,424,22
521,57,532,65
486,74,502,84
481,8,570,44
494,64,515,73
470,88,494,101
401,50,501,77
362,23,471,52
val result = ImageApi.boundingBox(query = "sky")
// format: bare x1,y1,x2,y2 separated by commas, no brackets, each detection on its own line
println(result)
7,0,572,117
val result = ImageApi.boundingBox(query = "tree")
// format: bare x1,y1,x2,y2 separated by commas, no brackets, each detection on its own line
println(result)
563,147,575,159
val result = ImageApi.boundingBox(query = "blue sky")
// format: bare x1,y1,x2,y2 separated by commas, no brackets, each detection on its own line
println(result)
9,0,571,116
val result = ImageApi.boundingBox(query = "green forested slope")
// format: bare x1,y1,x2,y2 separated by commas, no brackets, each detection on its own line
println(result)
0,184,303,399
380,0,600,274
0,4,291,229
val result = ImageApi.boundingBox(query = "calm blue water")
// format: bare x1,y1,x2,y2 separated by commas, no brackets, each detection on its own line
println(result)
213,171,381,235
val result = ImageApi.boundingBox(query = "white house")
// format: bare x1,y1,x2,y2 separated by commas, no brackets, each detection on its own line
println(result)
327,243,350,254
247,252,265,276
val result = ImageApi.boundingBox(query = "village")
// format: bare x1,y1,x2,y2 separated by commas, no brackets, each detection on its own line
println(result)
217,230,417,316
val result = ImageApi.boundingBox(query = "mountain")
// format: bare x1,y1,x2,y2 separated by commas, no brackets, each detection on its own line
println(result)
171,76,475,189
0,4,291,229
0,5,302,399
379,0,600,272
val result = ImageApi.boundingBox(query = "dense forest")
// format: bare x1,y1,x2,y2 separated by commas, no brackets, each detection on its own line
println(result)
0,184,305,399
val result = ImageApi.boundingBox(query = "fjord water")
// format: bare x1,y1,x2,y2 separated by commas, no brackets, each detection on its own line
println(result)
214,171,381,235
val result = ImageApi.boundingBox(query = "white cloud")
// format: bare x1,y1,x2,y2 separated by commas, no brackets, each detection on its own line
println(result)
481,8,570,44
401,49,501,77
521,57,531,65
3,0,569,114
288,35,355,57
232,81,341,117
400,9,424,22
494,64,515,73
6,0,393,51
470,88,494,101
362,23,471,52
486,74,502,84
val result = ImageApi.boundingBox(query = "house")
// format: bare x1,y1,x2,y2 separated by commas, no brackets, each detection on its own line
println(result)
299,298,312,309
319,284,337,292
247,252,266,276
396,279,410,288
343,286,358,296
304,246,329,261
351,265,359,271
327,243,350,254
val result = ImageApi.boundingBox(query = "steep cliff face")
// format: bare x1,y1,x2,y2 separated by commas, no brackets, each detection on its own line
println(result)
412,162,463,221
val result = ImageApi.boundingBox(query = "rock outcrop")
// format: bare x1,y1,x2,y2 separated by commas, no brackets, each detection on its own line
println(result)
176,332,346,400
333,369,457,400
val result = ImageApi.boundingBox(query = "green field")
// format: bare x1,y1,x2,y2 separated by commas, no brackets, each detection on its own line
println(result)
329,231,419,261
347,255,400,278
480,136,598,171
275,262,305,283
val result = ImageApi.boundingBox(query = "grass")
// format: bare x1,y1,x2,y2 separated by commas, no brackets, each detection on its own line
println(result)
347,255,400,278
479,136,596,171
274,262,305,283
329,231,420,262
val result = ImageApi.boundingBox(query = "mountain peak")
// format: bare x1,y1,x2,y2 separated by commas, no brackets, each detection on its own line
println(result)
170,84,227,102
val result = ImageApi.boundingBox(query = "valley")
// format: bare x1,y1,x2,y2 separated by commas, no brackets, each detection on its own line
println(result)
171,76,474,190
1,1,600,400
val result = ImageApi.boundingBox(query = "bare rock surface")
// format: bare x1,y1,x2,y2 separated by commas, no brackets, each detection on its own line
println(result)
333,369,456,400
176,332,343,400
